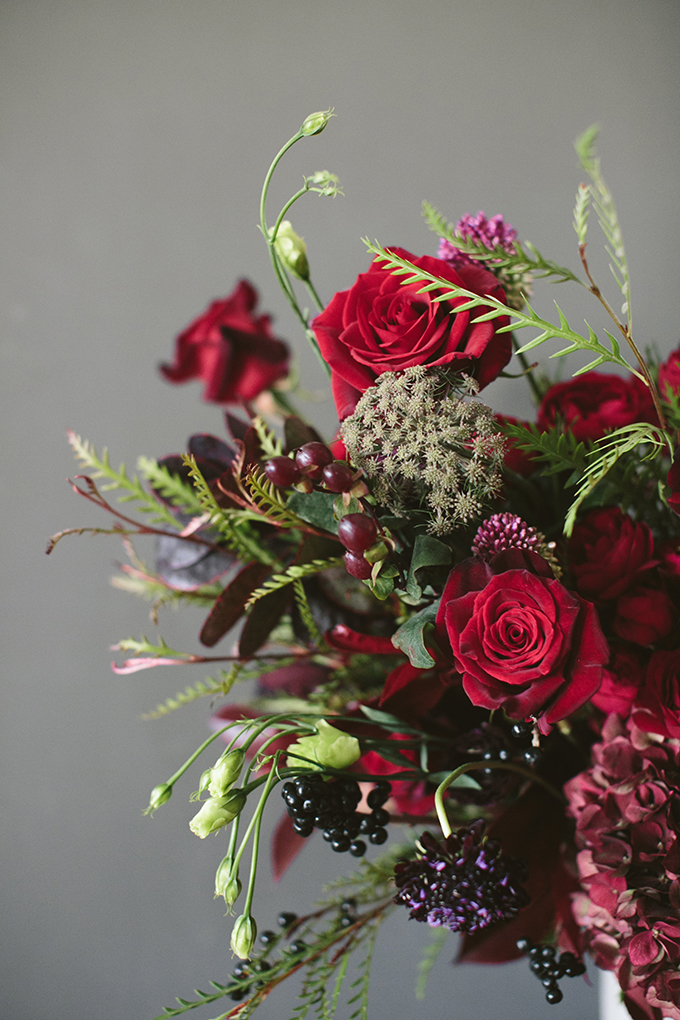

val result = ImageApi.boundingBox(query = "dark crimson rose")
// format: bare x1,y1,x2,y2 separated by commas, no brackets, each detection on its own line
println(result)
614,585,675,646
667,448,680,517
633,649,680,741
658,347,680,399
311,249,511,420
536,372,657,443
160,280,289,403
568,506,655,602
436,550,609,732
591,645,646,716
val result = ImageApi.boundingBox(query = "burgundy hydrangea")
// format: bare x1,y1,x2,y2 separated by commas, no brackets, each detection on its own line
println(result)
565,715,680,1019
437,212,518,268
394,821,530,934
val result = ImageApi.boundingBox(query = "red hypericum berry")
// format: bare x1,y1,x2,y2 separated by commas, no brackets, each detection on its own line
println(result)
338,513,378,553
344,551,373,580
295,442,334,480
322,461,354,493
264,456,301,488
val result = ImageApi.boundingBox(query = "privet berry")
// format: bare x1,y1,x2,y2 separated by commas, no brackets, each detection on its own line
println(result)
281,775,391,857
264,456,300,488
517,938,586,1005
337,513,378,553
295,442,334,479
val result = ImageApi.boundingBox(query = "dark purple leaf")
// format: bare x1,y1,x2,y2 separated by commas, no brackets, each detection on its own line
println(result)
199,562,271,647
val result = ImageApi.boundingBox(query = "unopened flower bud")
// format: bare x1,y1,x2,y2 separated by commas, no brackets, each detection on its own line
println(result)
208,749,246,798
189,790,246,839
231,913,257,960
144,783,172,816
197,769,212,795
306,171,343,197
272,221,309,281
215,857,242,909
286,719,360,771
300,109,334,136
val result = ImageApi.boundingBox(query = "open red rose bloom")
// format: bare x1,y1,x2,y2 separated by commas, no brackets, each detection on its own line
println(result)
66,121,680,1020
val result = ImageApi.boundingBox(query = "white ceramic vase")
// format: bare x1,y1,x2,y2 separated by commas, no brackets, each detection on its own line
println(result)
599,970,629,1020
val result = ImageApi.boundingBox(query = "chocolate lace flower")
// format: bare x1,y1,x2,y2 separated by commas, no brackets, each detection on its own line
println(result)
394,820,530,934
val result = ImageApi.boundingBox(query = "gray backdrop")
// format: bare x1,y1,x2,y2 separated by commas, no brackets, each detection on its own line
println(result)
3,2,680,1018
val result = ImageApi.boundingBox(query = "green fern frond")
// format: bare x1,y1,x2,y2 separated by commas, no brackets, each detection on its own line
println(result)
67,431,182,528
251,415,283,458
347,919,382,1020
114,634,186,657
575,125,632,325
182,455,275,565
111,573,221,607
564,422,670,535
573,184,591,246
245,468,307,528
421,201,582,285
245,558,344,609
362,241,634,376
416,927,449,1000
141,668,243,720
293,579,323,646
137,456,205,515
500,421,588,482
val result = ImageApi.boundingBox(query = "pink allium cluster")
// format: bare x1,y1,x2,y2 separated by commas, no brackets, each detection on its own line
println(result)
437,212,518,267
565,715,680,1019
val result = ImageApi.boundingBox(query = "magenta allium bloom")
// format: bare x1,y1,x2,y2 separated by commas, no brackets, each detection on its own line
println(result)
394,821,530,934
565,715,680,1019
437,212,518,268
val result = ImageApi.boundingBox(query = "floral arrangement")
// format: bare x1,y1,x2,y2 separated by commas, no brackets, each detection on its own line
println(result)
51,110,680,1020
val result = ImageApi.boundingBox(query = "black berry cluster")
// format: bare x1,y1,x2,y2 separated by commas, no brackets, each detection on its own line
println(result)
264,442,356,494
509,720,543,766
281,774,391,857
516,938,586,1005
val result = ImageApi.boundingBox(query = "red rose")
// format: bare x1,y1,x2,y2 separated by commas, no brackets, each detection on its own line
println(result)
436,550,609,732
568,507,655,602
536,372,657,443
658,347,680,400
160,280,289,403
613,585,675,646
311,249,511,420
667,448,680,517
633,649,680,739
591,645,646,716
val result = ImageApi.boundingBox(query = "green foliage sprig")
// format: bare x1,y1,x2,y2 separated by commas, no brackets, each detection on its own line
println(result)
362,241,638,377
500,421,588,484
564,422,672,535
67,431,183,529
245,557,345,609
137,456,205,516
422,200,582,285
141,671,243,720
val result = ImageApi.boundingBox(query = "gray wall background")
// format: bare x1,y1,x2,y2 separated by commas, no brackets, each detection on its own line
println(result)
3,2,679,1018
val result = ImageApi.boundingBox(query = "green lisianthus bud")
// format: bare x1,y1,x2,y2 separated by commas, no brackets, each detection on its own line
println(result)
300,109,334,136
189,790,246,839
272,221,309,281
208,749,246,798
306,170,343,197
144,782,172,816
197,769,212,795
286,719,360,771
215,858,241,909
231,913,257,960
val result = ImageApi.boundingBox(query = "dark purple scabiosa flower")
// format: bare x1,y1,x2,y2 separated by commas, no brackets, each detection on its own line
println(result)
393,820,530,934
437,212,529,310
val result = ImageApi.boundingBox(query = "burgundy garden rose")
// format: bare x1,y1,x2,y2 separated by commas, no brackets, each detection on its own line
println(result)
613,585,676,646
667,448,680,517
536,372,657,443
311,248,511,420
658,347,680,400
633,649,680,739
160,280,290,403
591,644,646,716
568,506,655,602
436,550,609,732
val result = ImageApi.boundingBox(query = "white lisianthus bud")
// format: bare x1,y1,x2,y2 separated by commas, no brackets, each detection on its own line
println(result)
300,109,334,136
230,913,257,959
207,750,245,798
144,783,172,816
215,857,242,909
189,790,246,839
272,221,309,281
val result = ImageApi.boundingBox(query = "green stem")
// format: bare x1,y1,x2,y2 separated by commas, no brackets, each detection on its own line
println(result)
242,755,280,918
163,724,238,789
304,278,325,314
511,333,543,404
434,759,565,839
